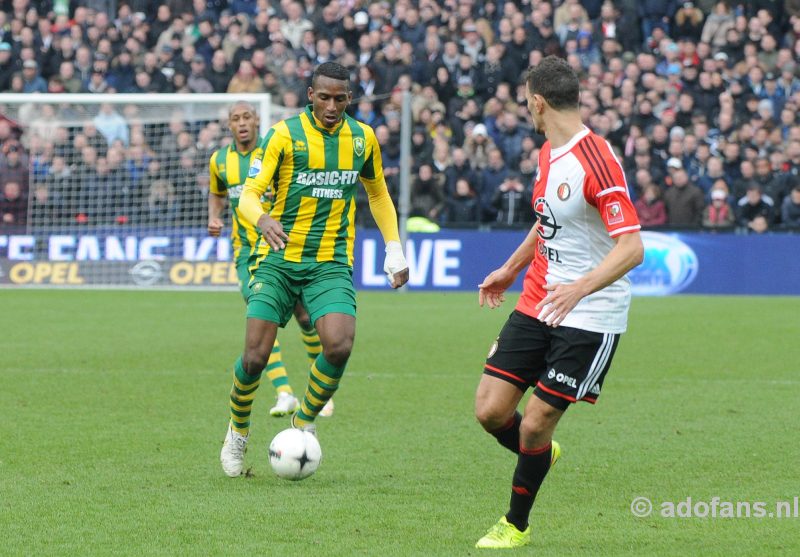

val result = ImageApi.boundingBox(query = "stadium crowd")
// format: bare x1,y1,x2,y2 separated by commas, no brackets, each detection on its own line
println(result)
1,0,800,232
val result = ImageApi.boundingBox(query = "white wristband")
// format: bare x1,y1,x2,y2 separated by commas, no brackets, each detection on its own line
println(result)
383,241,408,286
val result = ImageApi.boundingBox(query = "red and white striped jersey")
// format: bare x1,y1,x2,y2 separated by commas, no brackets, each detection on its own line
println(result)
516,127,641,333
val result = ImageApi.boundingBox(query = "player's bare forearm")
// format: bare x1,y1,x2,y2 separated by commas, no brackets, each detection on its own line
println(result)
536,231,643,326
500,224,540,275
573,231,644,296
207,193,226,237
479,224,539,308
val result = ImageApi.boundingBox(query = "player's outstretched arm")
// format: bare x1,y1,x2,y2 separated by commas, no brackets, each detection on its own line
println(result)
536,231,644,327
479,224,540,308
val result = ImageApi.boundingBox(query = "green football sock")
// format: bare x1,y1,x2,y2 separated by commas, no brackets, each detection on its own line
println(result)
229,357,262,435
298,324,322,367
265,339,293,394
295,354,344,426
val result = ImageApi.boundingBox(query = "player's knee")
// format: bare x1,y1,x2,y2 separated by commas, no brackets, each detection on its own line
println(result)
519,413,555,445
518,419,544,441
322,336,352,367
474,401,508,431
242,347,268,375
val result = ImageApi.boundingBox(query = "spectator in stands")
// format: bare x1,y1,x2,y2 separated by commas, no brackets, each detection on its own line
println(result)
737,184,774,233
464,124,496,171
145,179,179,225
635,183,668,227
754,156,787,207
639,1,676,43
44,156,72,199
479,147,509,223
281,2,314,49
227,59,263,94
781,184,800,230
187,54,214,93
84,64,111,93
94,103,130,147
664,168,705,227
495,112,529,169
29,183,62,228
0,180,25,226
21,59,47,93
208,50,232,93
445,177,481,226
174,149,202,224
491,172,532,226
701,1,735,47
0,141,29,195
673,2,705,42
411,164,446,223
703,185,736,230
445,147,480,198
0,42,14,91
410,127,433,167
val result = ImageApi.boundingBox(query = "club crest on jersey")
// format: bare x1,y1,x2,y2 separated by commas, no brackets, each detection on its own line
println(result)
353,137,365,157
247,158,262,178
606,201,624,225
557,182,571,201
533,197,562,240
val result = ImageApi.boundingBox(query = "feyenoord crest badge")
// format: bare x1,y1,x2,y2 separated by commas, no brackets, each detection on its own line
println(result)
557,182,571,201
353,137,365,157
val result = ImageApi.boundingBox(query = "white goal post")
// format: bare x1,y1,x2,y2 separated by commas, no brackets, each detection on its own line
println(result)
0,93,296,288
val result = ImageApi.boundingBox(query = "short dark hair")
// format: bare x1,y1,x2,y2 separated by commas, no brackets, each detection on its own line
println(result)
312,62,351,89
526,55,580,111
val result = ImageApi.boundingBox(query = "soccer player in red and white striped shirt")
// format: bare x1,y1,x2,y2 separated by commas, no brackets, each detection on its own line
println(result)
474,56,644,549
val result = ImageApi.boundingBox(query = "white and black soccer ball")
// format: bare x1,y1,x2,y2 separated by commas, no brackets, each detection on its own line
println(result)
268,428,321,481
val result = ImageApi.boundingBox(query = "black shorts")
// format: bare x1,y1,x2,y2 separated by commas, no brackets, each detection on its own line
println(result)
484,310,621,411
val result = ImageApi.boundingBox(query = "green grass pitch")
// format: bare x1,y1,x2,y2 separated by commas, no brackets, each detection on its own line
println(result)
1,290,798,556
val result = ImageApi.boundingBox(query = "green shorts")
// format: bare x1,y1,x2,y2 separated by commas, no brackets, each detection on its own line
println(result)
246,258,356,327
235,255,252,301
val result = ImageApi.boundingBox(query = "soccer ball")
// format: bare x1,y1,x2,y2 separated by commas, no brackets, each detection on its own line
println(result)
268,428,321,481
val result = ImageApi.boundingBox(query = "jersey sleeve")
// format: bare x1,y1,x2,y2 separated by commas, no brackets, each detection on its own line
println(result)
240,126,287,226
358,125,400,244
208,152,225,196
358,125,386,189
582,138,641,237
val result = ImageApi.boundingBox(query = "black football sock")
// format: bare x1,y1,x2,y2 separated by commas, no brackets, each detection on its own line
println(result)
489,412,522,454
505,442,552,532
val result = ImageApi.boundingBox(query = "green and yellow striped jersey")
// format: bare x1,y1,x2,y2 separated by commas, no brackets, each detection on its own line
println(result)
242,105,388,267
209,142,271,261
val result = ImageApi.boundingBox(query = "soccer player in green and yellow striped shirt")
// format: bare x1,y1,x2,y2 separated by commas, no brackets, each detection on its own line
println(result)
209,103,325,477
219,63,409,476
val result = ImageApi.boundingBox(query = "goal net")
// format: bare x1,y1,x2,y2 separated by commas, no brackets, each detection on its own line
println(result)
0,93,296,288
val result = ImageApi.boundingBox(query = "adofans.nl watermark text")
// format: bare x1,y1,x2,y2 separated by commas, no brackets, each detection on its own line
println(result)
630,496,800,518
